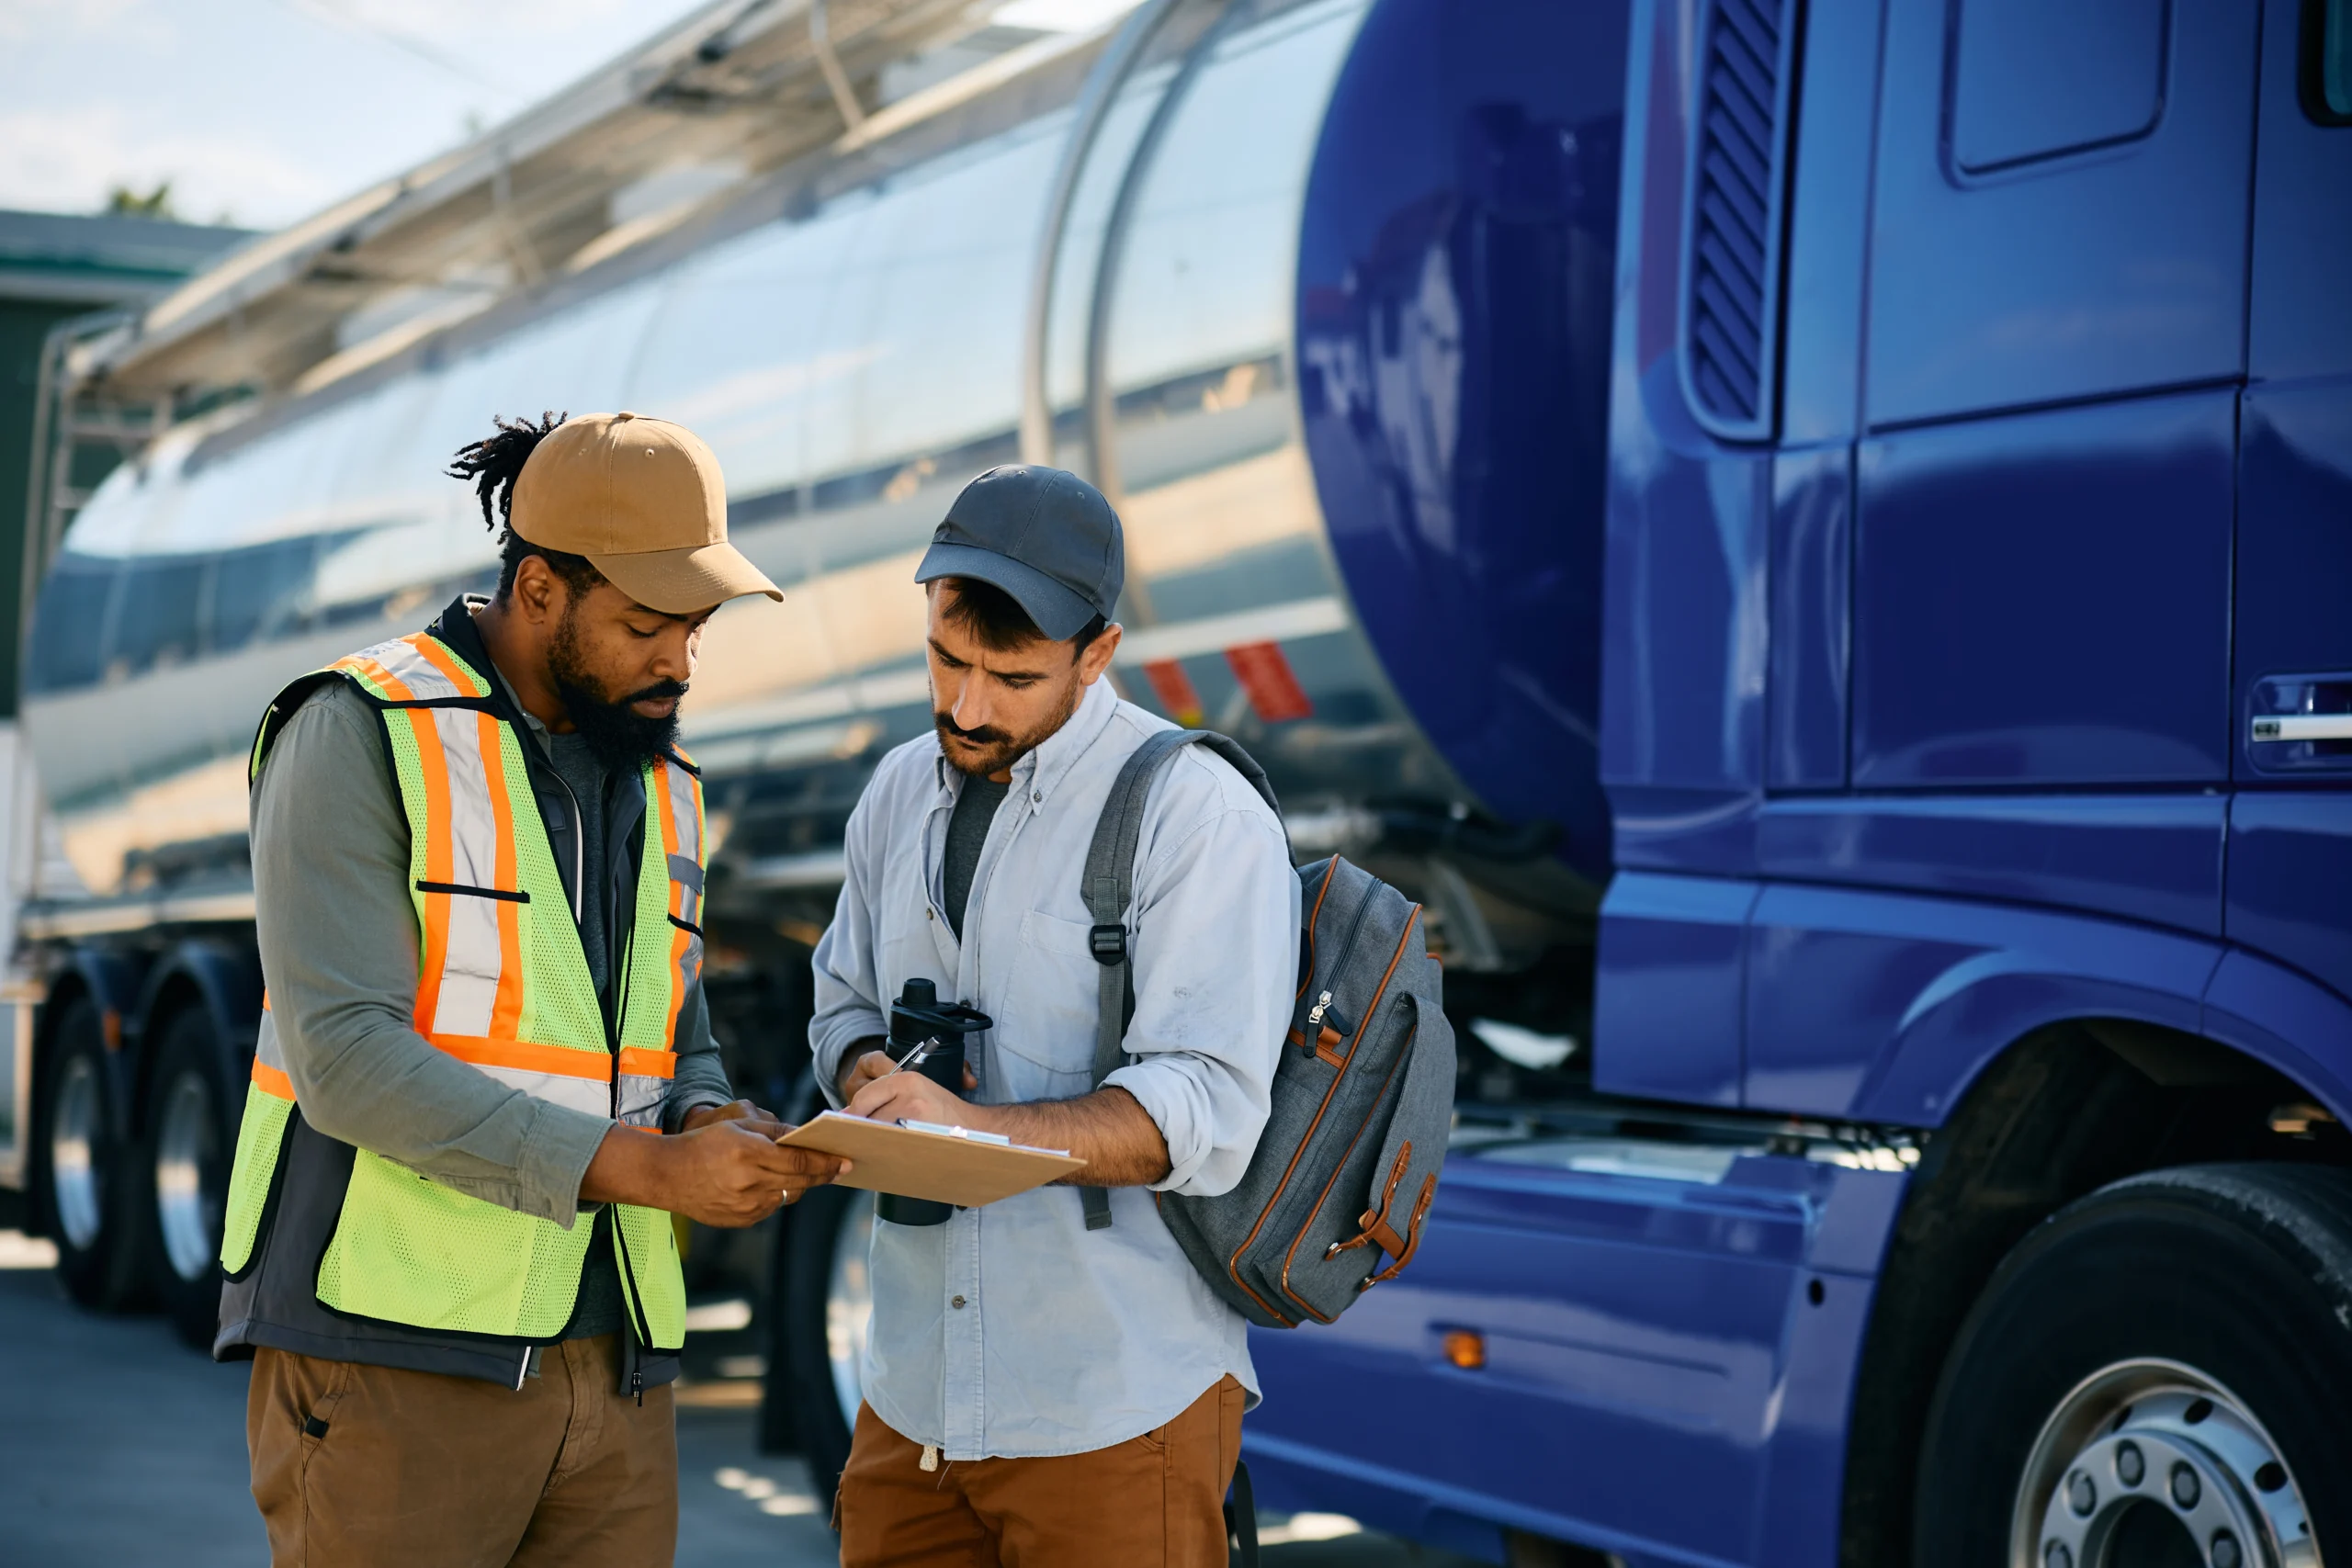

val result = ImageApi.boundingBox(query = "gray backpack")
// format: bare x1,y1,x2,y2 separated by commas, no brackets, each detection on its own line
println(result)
1080,728,1455,1327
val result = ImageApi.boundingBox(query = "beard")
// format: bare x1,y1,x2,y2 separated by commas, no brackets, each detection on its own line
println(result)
548,605,687,776
933,679,1081,779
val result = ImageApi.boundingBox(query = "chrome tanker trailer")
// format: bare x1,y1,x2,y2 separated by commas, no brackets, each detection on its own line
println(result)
13,0,1616,1458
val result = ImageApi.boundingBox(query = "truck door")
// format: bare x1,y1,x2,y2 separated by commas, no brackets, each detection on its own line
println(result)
2222,0,2352,1004
1849,0,2256,795
1744,0,2259,1118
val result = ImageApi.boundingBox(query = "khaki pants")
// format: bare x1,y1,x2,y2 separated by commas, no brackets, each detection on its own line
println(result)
247,1337,676,1568
837,1375,1246,1568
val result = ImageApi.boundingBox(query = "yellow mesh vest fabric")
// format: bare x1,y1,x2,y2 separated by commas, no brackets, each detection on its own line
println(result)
499,720,605,1052
220,1082,293,1275
226,636,694,1343
315,648,604,1336
611,761,689,1349
620,783,680,1050
614,1203,688,1351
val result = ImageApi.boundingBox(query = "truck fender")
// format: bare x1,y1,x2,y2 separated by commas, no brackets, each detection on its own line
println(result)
128,941,263,1132
1750,886,2244,1127
2199,946,2352,1124
1865,935,2352,1134
37,947,152,1146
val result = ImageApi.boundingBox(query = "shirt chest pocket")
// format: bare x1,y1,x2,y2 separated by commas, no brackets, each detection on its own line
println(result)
876,837,956,1003
987,908,1109,1100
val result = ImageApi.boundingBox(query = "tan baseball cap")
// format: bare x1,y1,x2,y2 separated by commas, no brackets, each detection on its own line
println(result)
507,411,782,615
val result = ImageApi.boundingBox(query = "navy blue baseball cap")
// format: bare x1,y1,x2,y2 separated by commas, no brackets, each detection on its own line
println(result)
914,465,1124,642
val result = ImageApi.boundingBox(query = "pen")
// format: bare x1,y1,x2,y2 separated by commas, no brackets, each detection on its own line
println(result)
876,1037,935,1081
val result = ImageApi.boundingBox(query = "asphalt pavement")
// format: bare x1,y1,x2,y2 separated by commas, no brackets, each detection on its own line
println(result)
2,1234,1476,1567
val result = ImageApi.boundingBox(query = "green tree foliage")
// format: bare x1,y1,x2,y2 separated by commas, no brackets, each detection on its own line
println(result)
103,181,178,220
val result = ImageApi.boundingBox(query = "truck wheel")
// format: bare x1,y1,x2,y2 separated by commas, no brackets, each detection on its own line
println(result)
142,1010,233,1350
37,998,149,1309
776,1181,874,1509
1915,1164,2348,1567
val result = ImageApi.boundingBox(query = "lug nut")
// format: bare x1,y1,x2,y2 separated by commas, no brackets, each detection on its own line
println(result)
2044,1541,2074,1568
2171,1462,2201,1509
2069,1472,2097,1516
2115,1441,2144,1486
2211,1532,2242,1568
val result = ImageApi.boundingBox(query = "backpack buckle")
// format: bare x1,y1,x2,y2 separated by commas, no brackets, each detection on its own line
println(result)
1089,924,1127,965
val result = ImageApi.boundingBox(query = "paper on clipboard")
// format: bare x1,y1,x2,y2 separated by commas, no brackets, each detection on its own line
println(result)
777,1111,1085,1207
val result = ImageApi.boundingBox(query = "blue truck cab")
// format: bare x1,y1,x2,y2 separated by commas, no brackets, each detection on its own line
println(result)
1246,0,2352,1561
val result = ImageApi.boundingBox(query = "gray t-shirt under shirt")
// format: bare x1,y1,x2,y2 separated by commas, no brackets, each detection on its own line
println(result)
941,774,1011,940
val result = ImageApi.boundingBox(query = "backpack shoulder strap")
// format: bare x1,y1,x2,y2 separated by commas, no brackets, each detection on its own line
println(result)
1078,728,1282,1230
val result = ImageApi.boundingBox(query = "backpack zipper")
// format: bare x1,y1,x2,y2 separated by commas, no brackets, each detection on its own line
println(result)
1298,879,1381,1049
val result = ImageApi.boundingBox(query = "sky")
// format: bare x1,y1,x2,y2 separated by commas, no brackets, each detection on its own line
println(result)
0,0,1134,233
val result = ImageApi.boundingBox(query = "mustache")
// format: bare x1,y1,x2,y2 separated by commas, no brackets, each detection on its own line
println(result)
933,710,1009,747
624,679,689,705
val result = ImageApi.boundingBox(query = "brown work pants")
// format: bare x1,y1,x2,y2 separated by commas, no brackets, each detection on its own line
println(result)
837,1375,1246,1568
247,1337,676,1568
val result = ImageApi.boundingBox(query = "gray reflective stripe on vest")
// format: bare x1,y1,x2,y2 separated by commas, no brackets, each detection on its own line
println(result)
661,759,702,868
616,1076,666,1128
1080,728,1284,1229
469,1061,612,1119
659,758,706,1013
255,1004,288,1074
424,707,516,1040
354,634,476,700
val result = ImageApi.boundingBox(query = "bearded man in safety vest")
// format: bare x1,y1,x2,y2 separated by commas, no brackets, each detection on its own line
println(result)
215,411,844,1567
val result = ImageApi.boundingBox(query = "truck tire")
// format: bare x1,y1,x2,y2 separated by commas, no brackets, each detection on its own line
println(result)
141,1009,234,1350
1915,1163,2350,1567
775,1181,875,1510
37,998,150,1310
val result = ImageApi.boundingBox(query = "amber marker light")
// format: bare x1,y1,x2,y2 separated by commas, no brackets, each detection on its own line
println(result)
1442,1329,1487,1371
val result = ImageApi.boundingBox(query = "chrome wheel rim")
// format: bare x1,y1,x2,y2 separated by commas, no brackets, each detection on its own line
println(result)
2012,1359,2320,1568
50,1054,103,1251
154,1070,220,1281
825,1190,875,1431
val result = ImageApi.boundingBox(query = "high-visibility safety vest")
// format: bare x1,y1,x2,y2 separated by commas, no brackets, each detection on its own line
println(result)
220,630,704,1350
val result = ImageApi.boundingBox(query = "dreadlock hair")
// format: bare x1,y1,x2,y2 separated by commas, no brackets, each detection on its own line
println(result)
447,411,605,603
934,575,1108,658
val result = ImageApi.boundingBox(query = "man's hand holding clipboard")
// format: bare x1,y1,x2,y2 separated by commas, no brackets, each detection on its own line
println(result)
832,1036,1175,1191
775,1111,1084,1208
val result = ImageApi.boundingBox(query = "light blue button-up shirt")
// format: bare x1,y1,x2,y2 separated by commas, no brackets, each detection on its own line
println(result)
810,677,1299,1459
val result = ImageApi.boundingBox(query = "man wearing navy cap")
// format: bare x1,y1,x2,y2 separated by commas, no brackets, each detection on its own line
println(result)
808,465,1299,1564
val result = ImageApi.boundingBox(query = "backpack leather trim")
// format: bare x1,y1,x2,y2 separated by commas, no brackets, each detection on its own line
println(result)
1267,908,1421,1322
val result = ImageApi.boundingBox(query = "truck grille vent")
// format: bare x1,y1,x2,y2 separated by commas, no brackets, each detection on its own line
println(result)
1681,0,1797,442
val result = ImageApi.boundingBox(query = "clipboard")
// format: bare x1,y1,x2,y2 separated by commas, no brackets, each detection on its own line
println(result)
778,1111,1086,1207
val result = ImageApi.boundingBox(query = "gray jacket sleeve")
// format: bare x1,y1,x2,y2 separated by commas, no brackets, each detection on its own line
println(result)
252,683,614,1227
1102,779,1298,1197
663,980,733,1131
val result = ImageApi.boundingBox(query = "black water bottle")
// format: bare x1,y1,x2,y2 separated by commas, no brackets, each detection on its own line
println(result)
874,979,993,1227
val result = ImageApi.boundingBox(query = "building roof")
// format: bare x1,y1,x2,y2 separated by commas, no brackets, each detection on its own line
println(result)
0,209,254,308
